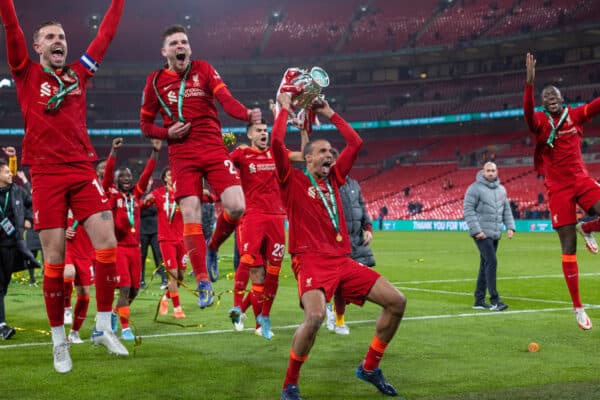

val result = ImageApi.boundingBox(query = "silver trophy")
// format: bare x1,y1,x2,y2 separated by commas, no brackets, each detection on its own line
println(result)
276,67,330,130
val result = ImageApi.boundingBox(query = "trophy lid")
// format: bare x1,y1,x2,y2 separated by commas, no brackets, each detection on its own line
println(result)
310,67,329,88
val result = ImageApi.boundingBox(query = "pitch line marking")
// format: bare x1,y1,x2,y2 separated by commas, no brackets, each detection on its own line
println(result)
2,306,598,350
396,286,582,305
391,272,600,285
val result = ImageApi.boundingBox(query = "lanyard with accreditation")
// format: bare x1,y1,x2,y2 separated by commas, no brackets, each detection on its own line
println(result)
0,192,15,236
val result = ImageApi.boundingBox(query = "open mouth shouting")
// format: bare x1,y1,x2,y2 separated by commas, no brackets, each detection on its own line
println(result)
173,51,188,70
50,47,65,66
321,159,333,176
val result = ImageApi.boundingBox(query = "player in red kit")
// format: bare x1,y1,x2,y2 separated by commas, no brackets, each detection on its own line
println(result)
524,53,600,331
273,94,406,400
102,138,161,340
227,120,305,339
146,167,187,319
63,213,95,344
140,25,261,309
0,0,127,372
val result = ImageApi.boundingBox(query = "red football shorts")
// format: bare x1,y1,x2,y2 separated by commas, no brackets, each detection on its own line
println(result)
237,214,285,267
30,162,110,230
159,240,187,271
548,175,600,228
291,253,380,306
115,245,142,289
170,148,240,200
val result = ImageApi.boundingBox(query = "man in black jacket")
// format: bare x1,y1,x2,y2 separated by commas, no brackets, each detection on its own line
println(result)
0,156,35,340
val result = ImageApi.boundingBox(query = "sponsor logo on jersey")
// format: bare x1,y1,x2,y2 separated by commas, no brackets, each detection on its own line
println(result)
249,163,256,174
168,90,177,104
40,82,52,97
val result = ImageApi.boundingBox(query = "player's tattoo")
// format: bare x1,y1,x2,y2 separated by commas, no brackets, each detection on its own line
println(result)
100,211,112,220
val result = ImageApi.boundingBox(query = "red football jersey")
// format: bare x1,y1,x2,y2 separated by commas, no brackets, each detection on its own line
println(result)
65,216,94,265
103,155,156,246
272,109,362,256
230,146,286,216
140,60,249,160
0,0,124,166
150,185,184,243
524,83,600,190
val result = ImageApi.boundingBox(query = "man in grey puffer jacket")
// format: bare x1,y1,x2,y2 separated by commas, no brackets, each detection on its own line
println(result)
340,177,376,267
463,162,515,311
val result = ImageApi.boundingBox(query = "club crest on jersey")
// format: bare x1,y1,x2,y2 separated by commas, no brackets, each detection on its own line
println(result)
117,199,123,208
192,74,200,87
249,163,257,174
40,82,52,97
62,73,75,83
308,186,316,199
305,277,312,287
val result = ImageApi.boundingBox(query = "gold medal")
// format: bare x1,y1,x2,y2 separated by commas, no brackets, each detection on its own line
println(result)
131,227,136,233
336,233,342,242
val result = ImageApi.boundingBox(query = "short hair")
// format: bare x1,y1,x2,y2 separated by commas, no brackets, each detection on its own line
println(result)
541,85,562,99
115,166,131,180
162,25,187,45
0,159,7,169
302,141,314,159
33,21,63,42
302,139,333,159
160,166,171,183
246,119,268,133
95,158,107,168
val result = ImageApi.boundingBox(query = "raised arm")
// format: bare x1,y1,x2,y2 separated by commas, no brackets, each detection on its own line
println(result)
3,146,17,175
523,53,539,133
0,0,29,72
272,94,293,182
317,101,362,180
215,85,261,123
83,0,124,70
289,128,309,162
134,139,161,197
204,62,261,123
102,137,122,191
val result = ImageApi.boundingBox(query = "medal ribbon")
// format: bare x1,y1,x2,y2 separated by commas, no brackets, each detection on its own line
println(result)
304,169,339,235
0,191,10,217
44,67,79,111
124,193,135,229
165,187,176,223
544,107,569,148
152,63,191,123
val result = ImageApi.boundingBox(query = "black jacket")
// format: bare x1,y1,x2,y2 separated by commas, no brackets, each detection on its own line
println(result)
339,177,375,267
0,182,39,272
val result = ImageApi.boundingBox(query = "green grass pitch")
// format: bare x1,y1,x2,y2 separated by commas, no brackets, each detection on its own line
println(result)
2,231,599,399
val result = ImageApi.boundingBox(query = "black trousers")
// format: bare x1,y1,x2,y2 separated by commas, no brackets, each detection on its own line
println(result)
0,246,23,323
140,232,164,283
473,237,500,304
